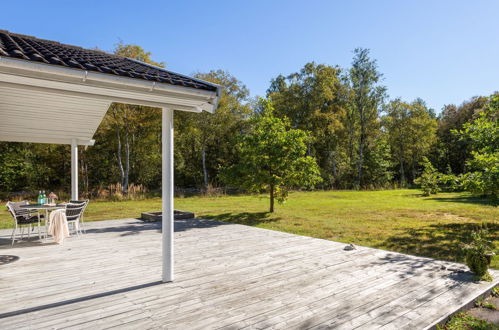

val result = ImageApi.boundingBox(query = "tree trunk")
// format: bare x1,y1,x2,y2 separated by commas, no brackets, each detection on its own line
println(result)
116,129,125,190
357,132,364,188
201,145,208,188
331,149,337,189
123,129,130,194
269,184,275,213
348,127,355,164
80,150,89,197
346,108,356,180
333,151,338,179
356,101,366,189
399,153,405,187
84,162,89,197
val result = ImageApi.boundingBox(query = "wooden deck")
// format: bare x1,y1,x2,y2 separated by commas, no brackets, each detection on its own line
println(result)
0,218,497,329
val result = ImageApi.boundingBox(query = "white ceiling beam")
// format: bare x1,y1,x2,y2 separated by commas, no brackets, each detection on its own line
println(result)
0,78,205,112
0,134,95,146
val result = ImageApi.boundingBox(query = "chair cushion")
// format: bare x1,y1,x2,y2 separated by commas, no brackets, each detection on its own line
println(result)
7,201,29,215
15,213,44,220
16,215,41,225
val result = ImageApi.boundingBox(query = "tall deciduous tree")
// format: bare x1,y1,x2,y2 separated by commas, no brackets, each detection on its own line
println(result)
383,98,437,185
113,42,165,67
267,62,348,188
456,95,499,201
175,70,251,188
221,99,322,212
434,96,487,173
92,103,161,193
101,43,165,194
348,48,386,188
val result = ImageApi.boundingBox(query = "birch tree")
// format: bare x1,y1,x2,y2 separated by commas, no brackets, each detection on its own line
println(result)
108,43,164,194
174,70,251,189
348,48,386,188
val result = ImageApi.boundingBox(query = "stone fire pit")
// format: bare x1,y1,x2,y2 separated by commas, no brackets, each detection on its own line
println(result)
141,210,195,222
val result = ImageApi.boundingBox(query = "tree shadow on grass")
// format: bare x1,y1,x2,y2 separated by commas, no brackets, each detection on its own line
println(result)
427,195,494,206
380,222,498,266
401,191,426,198
203,212,280,226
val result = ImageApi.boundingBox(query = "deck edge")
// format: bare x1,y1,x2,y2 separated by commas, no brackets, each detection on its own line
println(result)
424,279,499,330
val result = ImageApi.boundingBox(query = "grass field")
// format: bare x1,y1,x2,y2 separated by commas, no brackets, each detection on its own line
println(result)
1,189,497,268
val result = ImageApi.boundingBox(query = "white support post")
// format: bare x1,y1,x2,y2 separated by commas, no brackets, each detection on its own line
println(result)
71,139,78,201
162,107,174,282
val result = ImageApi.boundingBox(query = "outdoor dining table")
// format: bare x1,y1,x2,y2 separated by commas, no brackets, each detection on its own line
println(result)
19,203,66,216
19,203,67,240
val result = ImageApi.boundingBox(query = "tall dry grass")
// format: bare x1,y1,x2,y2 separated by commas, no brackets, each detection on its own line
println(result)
97,183,147,201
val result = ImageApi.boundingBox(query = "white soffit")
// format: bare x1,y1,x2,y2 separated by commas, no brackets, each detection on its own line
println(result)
0,57,220,145
0,83,110,145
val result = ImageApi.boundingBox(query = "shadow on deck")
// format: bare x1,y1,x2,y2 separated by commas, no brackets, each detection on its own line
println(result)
0,218,231,248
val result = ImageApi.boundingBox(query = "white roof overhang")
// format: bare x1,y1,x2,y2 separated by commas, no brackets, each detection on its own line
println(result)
0,56,220,146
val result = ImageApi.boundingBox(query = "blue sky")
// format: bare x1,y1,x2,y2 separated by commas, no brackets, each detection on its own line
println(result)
3,0,498,112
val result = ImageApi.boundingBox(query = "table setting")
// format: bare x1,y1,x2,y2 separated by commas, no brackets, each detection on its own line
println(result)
19,192,70,244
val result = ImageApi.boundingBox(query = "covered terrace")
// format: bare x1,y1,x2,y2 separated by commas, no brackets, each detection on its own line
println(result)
0,30,221,282
0,31,497,329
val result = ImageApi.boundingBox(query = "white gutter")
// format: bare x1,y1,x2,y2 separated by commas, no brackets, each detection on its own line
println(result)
127,58,223,110
0,56,221,113
126,57,221,91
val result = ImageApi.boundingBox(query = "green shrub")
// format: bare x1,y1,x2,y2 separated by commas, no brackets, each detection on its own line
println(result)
465,251,489,277
438,172,462,192
460,152,499,204
462,229,494,280
414,157,440,196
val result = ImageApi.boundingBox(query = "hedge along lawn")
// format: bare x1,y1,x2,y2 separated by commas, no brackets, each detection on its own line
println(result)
0,189,497,268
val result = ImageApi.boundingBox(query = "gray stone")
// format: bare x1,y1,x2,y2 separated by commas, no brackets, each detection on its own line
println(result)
468,307,499,325
343,243,356,251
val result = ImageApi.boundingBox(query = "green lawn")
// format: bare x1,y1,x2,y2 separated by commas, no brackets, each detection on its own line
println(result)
1,189,497,268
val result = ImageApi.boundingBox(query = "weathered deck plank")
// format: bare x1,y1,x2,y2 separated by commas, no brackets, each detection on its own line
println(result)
0,218,496,329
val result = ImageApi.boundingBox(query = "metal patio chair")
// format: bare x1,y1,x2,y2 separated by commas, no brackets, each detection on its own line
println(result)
6,201,43,245
65,201,87,236
69,199,89,234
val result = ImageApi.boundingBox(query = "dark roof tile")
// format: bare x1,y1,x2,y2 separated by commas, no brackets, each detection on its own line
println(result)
0,30,217,92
